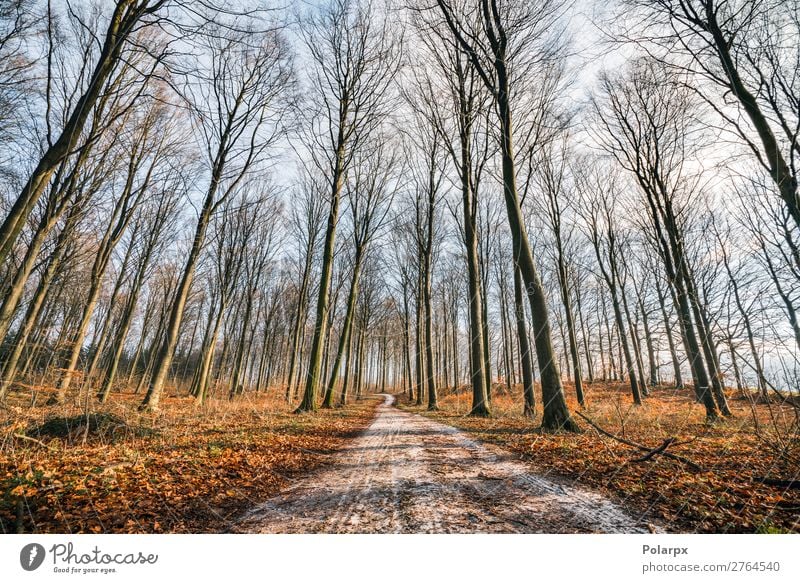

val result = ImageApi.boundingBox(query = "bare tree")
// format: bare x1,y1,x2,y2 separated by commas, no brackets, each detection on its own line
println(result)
0,0,172,266
621,0,800,229
140,22,293,411
591,59,730,418
430,0,578,431
322,133,398,407
295,0,400,412
284,172,326,400
407,12,494,415
577,165,643,406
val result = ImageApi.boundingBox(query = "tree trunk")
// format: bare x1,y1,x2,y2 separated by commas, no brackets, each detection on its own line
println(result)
556,255,585,406
296,143,345,413
323,254,363,408
139,180,217,411
514,266,536,417
495,66,577,431
0,0,148,265
656,282,683,389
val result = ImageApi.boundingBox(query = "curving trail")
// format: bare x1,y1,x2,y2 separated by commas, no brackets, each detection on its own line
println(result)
234,394,653,533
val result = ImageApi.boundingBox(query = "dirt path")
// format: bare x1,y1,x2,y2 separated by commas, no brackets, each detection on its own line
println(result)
234,394,654,533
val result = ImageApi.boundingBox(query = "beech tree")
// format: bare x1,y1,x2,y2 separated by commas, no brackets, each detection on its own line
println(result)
407,10,493,416
295,0,400,413
431,0,578,431
322,133,398,408
591,59,731,418
621,0,800,229
0,0,172,267
140,22,293,411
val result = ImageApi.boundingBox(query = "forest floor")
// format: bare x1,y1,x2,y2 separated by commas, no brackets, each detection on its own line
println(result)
0,388,376,533
412,382,800,533
2,382,798,533
235,394,650,533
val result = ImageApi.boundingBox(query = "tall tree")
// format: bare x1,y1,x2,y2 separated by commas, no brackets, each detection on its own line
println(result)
322,134,397,407
432,0,578,431
0,0,171,266
140,23,293,411
623,0,800,229
295,0,400,412
591,59,729,418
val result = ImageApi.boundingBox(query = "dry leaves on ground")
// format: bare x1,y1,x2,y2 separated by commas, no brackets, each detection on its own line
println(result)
412,382,800,533
1,391,376,533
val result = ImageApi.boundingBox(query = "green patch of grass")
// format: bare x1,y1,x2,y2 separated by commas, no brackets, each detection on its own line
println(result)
756,522,792,534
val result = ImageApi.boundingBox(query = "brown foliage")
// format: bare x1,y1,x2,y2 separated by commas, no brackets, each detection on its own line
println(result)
1,389,376,533
411,382,800,533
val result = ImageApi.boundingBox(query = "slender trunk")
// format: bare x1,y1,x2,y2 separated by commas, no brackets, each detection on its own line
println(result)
423,258,437,410
286,267,310,399
727,337,745,395
637,293,658,387
514,266,535,417
97,257,150,402
691,290,731,415
465,210,489,414
354,326,366,403
139,173,218,411
126,297,157,388
402,283,413,401
339,321,356,406
323,254,363,408
229,291,256,399
610,287,642,405
194,299,226,405
498,269,513,395
575,283,594,383
480,274,492,401
296,141,345,412
414,278,424,407
656,282,683,388
620,286,648,399
591,238,642,405
556,256,584,406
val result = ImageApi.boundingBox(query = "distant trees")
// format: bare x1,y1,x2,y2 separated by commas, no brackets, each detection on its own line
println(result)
405,118,445,411
535,136,585,407
0,0,798,427
284,175,326,401
577,166,644,407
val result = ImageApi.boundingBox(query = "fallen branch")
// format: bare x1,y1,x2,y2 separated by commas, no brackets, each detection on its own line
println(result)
13,433,56,451
755,477,800,490
630,437,677,463
576,412,703,472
